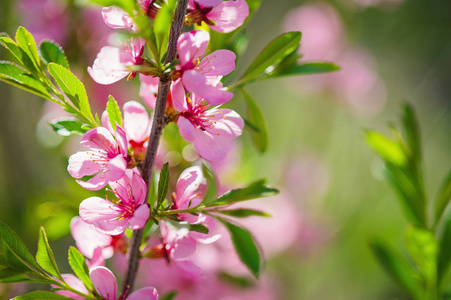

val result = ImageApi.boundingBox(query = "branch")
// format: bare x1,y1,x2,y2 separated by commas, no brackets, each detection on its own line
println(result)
120,0,189,297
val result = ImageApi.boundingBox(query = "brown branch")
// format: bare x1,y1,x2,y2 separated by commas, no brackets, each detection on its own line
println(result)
120,0,189,297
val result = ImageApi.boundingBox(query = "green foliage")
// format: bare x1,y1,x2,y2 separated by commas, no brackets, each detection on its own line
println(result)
242,88,268,153
11,291,74,300
154,0,175,57
435,170,451,224
49,119,87,136
437,219,451,283
189,223,209,234
202,164,218,205
366,130,407,167
39,40,69,69
268,61,340,78
210,179,278,206
160,291,177,300
216,209,270,218
0,35,37,73
36,227,62,280
15,27,41,72
106,95,123,131
218,218,261,278
68,246,93,291
157,163,170,209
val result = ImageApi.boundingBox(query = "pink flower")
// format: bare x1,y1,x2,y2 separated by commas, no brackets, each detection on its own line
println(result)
51,274,88,299
79,169,150,235
186,0,249,33
172,30,236,106
139,74,159,109
102,6,135,30
175,93,244,161
67,126,129,191
88,38,145,85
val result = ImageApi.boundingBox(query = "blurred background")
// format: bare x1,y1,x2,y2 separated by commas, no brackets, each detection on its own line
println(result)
0,0,450,299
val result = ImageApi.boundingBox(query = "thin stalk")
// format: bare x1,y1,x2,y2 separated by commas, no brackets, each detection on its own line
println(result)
120,0,189,297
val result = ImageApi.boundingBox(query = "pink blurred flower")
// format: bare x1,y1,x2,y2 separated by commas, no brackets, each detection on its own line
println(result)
67,126,129,191
51,274,88,299
102,6,135,30
88,38,145,85
172,30,236,106
175,93,244,161
79,169,149,235
186,0,249,33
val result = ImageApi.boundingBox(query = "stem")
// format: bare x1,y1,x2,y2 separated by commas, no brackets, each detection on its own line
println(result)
120,0,189,297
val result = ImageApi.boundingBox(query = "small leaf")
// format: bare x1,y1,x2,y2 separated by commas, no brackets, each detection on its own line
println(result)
0,36,37,72
218,218,262,278
366,130,407,167
106,95,123,131
401,103,421,162
68,246,93,290
154,1,174,55
202,164,218,205
160,291,177,300
0,268,40,283
240,32,302,83
269,61,340,78
15,27,41,71
370,239,422,297
242,88,268,152
39,40,69,69
216,209,270,218
157,163,170,209
189,224,209,234
49,118,87,136
219,272,255,289
435,169,451,224
438,218,451,284
36,227,62,280
211,180,278,206
11,291,74,300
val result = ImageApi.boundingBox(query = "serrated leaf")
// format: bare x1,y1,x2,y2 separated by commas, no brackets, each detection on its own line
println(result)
68,246,93,290
39,40,69,69
218,218,261,278
268,61,340,78
242,88,268,152
106,95,123,131
47,63,93,121
202,164,218,205
15,27,40,72
157,163,170,209
438,218,451,284
405,226,438,289
0,221,42,274
49,119,87,136
0,61,51,99
216,209,270,218
11,291,74,300
435,170,451,224
366,130,407,167
211,180,278,206
240,32,301,83
0,36,37,72
36,227,61,280
370,239,422,297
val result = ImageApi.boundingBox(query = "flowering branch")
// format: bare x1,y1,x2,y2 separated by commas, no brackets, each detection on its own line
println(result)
120,0,189,296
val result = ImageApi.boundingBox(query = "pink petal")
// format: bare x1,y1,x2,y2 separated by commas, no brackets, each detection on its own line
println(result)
177,30,209,68
196,50,236,76
67,151,102,178
139,74,159,109
105,154,128,180
52,274,88,299
102,6,134,30
176,261,203,281
87,247,106,269
175,166,206,208
127,287,159,300
207,0,249,33
130,171,147,205
128,204,150,229
193,130,228,161
109,170,134,206
79,197,128,235
115,125,128,155
170,234,197,260
70,217,113,259
100,110,115,133
171,79,188,112
205,108,244,139
196,0,222,7
89,266,118,300
123,101,150,143
80,127,116,152
182,70,234,105
177,117,196,143
88,46,132,85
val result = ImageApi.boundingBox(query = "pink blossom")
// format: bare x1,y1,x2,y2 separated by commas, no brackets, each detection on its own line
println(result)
51,274,88,299
88,38,145,85
102,6,135,30
186,0,249,33
139,74,159,109
67,126,129,191
173,30,236,106
79,169,150,235
175,93,244,161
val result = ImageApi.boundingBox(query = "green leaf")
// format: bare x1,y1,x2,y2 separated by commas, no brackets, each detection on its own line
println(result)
405,226,438,289
240,32,302,83
0,61,51,99
15,27,41,72
47,63,93,122
268,61,340,78
160,291,177,300
202,164,218,205
438,218,451,284
154,0,174,56
242,88,268,152
401,103,421,163
0,36,37,72
36,227,61,280
11,291,74,300
219,272,255,289
216,209,270,218
218,218,261,278
39,40,69,69
0,268,40,283
49,119,87,136
366,130,407,167
370,239,422,297
211,180,278,206
68,246,93,290
88,0,136,15
189,224,209,234
106,95,123,131
157,163,170,209
435,169,451,224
